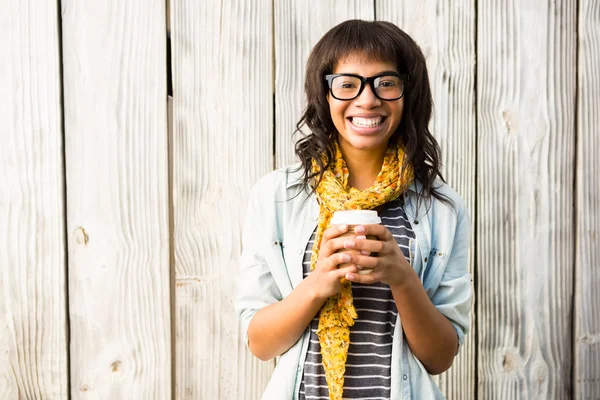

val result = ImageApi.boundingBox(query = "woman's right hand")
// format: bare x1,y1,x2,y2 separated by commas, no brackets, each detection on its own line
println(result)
307,224,360,300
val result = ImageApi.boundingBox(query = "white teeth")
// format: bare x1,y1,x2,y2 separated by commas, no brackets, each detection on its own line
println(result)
351,116,383,128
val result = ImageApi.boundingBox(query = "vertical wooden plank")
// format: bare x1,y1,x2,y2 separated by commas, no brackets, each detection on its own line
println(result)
275,1,375,168
477,1,576,398
376,1,476,398
170,1,274,398
575,1,600,398
62,1,171,398
0,1,68,398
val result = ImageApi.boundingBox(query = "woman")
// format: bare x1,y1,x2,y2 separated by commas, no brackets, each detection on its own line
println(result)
236,20,472,400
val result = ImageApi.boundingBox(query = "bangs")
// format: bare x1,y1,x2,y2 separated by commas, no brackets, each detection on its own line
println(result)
322,20,408,74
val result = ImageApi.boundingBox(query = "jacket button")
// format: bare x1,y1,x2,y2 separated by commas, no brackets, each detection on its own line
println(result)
403,374,408,380
424,257,428,262
413,220,419,225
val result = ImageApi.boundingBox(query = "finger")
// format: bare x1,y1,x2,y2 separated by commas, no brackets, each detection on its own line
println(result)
321,234,363,259
344,238,385,253
354,224,392,241
319,252,352,271
344,270,381,284
336,264,360,279
318,226,352,259
322,224,349,242
350,254,379,269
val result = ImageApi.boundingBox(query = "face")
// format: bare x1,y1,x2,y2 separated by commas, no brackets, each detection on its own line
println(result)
327,53,404,157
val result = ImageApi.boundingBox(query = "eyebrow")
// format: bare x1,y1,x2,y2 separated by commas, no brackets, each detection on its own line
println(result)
336,70,399,76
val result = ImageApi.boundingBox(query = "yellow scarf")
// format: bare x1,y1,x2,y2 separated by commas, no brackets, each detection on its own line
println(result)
310,141,414,399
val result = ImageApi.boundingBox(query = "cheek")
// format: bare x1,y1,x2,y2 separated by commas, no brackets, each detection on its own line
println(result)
391,103,404,123
328,101,346,124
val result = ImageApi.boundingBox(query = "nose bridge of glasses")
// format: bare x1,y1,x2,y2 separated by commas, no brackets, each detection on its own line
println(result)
357,76,379,100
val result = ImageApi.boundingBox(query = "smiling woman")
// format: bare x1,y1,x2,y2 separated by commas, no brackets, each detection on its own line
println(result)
326,57,406,189
295,20,448,207
235,19,472,400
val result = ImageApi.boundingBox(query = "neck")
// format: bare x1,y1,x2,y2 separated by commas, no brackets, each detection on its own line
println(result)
340,143,387,190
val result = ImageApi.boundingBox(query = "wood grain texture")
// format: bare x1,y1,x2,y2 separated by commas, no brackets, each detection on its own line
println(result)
0,1,68,398
62,1,171,398
170,1,274,398
575,1,600,398
477,1,576,398
376,1,477,398
274,1,375,168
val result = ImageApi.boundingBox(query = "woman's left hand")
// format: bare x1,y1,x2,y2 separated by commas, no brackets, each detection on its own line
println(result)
341,224,413,287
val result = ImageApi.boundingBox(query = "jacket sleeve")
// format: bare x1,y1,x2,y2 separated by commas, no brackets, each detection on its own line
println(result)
429,202,473,350
235,179,283,348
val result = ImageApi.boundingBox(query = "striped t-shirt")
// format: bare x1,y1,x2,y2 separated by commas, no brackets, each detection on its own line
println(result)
298,198,415,400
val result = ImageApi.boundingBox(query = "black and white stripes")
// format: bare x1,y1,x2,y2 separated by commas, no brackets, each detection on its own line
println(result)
298,198,414,400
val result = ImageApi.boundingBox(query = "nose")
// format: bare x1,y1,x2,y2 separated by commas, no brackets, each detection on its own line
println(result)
354,82,381,108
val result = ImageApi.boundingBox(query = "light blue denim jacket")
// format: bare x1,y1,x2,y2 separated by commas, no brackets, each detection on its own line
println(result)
235,164,472,399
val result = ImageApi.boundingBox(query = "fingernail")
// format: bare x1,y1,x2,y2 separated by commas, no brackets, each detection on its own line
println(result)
344,240,355,248
338,224,347,232
354,225,365,233
356,265,363,270
356,235,366,240
346,273,355,280
361,250,370,255
341,253,351,262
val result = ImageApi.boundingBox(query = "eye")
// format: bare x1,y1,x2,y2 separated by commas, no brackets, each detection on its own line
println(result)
378,79,399,87
339,81,358,89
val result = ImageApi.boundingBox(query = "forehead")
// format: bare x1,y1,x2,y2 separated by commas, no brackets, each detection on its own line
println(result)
333,52,399,74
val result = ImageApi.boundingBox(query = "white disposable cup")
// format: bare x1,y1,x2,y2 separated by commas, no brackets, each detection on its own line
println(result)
330,210,381,275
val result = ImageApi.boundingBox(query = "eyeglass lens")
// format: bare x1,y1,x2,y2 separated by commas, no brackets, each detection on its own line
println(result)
331,75,404,100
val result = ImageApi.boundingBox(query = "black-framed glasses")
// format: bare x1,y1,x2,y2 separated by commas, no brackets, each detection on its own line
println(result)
324,72,409,101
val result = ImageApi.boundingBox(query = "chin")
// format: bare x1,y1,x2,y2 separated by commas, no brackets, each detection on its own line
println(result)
340,134,390,152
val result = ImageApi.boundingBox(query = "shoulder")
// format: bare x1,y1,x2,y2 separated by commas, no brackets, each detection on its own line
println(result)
250,162,305,197
407,178,470,232
430,178,467,216
246,162,304,202
427,179,471,241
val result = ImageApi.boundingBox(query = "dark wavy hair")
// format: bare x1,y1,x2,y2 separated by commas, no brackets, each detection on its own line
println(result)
294,19,453,213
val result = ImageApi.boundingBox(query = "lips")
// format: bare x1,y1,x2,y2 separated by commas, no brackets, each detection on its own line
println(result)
347,115,387,132
350,116,384,128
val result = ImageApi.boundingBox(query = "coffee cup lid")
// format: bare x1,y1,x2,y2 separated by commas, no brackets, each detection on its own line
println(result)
330,210,381,225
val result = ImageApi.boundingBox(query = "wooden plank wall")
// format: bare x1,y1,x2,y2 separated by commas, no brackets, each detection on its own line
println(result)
170,1,274,399
0,1,68,398
477,1,577,399
61,0,171,399
2,1,600,399
575,0,600,398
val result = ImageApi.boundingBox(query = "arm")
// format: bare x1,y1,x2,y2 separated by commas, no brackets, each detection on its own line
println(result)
389,270,458,374
247,273,325,360
242,223,362,361
341,210,471,374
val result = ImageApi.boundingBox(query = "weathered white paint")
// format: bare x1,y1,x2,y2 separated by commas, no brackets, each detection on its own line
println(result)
376,1,477,398
274,1,375,168
4,1,600,399
170,1,274,398
477,1,576,398
62,0,171,398
575,0,600,398
0,1,68,399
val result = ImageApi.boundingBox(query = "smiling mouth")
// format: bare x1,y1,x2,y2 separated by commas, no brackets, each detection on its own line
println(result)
349,116,386,128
